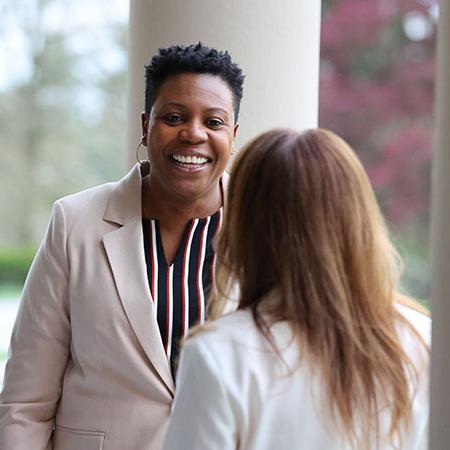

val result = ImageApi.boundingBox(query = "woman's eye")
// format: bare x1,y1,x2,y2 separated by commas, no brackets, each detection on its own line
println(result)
164,114,183,124
206,118,224,128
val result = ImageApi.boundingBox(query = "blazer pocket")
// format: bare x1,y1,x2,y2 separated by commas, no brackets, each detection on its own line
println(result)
54,425,105,450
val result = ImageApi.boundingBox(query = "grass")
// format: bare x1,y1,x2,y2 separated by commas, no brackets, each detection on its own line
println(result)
0,284,22,302
0,283,22,299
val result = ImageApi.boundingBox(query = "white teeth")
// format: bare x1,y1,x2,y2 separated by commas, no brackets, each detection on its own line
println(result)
172,154,208,164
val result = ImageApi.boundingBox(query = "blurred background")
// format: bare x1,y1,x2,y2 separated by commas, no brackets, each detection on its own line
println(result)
0,0,129,381
0,0,437,381
320,0,436,300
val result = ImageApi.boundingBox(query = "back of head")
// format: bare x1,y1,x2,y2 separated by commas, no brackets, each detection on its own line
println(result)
213,127,426,449
144,42,244,121
217,128,398,316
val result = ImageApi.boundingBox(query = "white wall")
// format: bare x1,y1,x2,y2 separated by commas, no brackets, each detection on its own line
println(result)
430,0,450,448
126,0,322,165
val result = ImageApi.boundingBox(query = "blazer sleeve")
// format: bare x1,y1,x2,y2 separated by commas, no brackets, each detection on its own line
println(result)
0,201,71,450
163,337,237,450
417,422,428,450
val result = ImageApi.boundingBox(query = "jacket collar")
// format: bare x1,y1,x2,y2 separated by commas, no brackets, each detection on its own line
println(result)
101,162,228,396
103,164,229,395
102,163,175,395
103,162,149,225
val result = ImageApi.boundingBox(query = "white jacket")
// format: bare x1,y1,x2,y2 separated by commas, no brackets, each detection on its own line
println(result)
163,304,430,450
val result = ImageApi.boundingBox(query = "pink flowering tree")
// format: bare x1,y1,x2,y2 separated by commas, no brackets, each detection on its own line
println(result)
320,0,437,297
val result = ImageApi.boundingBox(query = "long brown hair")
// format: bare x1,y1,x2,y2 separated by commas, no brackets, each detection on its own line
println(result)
209,128,428,449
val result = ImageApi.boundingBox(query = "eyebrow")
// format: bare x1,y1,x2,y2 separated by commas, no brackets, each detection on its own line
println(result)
161,102,230,117
161,102,186,110
205,107,230,116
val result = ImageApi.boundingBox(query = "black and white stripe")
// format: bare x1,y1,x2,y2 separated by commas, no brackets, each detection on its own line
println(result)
142,207,222,374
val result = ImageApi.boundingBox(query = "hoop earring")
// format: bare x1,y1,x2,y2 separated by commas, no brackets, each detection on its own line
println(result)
136,140,149,165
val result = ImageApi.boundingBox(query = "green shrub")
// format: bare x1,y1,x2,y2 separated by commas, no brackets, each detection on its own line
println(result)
0,247,37,285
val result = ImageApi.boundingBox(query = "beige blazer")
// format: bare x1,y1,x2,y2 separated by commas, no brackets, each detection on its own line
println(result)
163,304,430,450
0,164,195,450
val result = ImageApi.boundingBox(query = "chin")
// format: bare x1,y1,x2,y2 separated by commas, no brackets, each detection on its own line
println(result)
172,180,217,201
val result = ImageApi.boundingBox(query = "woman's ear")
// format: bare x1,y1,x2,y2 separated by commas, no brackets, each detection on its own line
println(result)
141,112,149,145
233,123,240,139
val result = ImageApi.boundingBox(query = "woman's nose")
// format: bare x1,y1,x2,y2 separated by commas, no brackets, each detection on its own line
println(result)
178,120,208,144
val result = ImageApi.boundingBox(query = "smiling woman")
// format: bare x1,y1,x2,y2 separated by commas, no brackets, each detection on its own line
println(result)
139,57,242,374
0,43,244,450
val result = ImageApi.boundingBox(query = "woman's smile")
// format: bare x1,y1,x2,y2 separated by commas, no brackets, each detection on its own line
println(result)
168,150,212,172
170,154,209,165
169,157,210,172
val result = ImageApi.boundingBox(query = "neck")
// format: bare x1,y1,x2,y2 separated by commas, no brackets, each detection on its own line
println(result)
142,176,222,223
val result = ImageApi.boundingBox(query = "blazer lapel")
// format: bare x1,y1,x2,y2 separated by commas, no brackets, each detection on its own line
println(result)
102,164,174,395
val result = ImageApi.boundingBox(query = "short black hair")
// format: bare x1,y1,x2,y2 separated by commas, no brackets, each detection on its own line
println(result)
144,42,245,122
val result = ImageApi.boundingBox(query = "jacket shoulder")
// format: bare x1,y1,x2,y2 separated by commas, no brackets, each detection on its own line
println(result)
57,181,116,212
51,180,120,235
396,302,431,346
192,310,257,344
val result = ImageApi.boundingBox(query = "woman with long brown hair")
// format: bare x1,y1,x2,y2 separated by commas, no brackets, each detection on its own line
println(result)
163,128,430,450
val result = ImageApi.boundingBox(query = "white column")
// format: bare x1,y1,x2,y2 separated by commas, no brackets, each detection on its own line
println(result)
126,0,322,165
430,1,450,449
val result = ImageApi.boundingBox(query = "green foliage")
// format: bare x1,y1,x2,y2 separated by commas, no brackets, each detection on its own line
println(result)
0,1,127,246
391,225,429,302
0,247,37,285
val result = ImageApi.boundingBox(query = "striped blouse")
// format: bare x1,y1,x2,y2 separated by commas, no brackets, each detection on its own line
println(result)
142,208,223,375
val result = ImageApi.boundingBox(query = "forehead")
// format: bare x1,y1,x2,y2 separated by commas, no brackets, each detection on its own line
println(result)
154,73,234,112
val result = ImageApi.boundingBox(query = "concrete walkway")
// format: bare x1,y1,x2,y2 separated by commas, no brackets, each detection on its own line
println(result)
0,298,20,385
